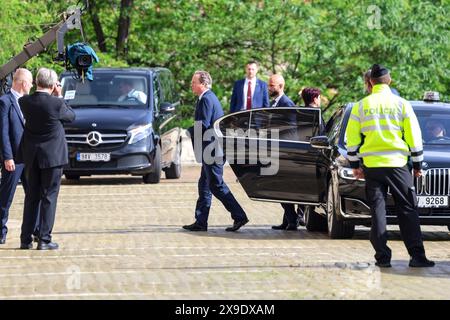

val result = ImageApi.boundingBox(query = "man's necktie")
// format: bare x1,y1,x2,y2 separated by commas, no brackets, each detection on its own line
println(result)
246,81,252,110
270,99,276,107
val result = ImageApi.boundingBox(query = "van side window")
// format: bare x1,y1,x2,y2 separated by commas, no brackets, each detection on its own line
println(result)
153,75,161,113
159,71,178,104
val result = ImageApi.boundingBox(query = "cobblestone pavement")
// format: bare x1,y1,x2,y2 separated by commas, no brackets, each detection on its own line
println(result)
0,165,449,300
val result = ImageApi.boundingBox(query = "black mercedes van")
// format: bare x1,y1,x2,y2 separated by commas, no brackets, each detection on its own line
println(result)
60,67,182,183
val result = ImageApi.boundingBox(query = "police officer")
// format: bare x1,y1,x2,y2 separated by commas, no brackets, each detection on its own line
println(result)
183,71,249,232
346,64,434,268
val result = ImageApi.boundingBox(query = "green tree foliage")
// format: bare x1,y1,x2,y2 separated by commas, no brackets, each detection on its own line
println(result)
1,0,448,126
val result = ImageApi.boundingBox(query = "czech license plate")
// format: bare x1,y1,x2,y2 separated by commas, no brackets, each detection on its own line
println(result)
417,196,448,208
76,153,110,162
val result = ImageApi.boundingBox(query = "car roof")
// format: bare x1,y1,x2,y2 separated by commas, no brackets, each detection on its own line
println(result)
61,67,170,76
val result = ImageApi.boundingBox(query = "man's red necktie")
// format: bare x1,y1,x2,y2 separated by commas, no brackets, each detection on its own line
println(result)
246,81,252,110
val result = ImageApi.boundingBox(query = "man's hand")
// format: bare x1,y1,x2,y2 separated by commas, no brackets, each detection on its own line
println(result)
413,168,423,178
52,82,62,97
352,168,364,180
4,159,15,172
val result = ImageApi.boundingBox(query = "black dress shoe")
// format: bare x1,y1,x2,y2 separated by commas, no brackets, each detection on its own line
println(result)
409,256,435,268
20,243,33,249
375,261,392,268
182,222,207,232
285,224,298,231
0,238,6,244
272,223,287,230
37,241,59,250
226,218,249,232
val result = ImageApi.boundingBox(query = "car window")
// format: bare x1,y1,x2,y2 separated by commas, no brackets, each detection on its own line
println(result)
415,110,450,145
159,71,178,103
327,108,344,143
218,112,250,138
249,108,321,142
61,72,149,108
153,75,161,114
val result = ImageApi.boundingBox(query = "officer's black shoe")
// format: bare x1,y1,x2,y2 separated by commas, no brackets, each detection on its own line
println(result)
226,218,249,232
37,241,59,250
182,222,207,232
375,261,392,268
272,223,288,230
20,243,33,250
0,237,6,244
409,256,435,268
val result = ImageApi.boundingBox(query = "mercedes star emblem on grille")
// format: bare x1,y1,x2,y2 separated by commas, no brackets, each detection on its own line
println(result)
86,131,102,146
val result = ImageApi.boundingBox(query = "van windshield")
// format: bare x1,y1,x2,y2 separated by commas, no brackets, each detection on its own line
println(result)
61,72,149,109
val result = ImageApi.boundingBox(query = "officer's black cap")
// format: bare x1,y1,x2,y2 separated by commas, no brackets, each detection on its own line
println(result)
370,64,390,78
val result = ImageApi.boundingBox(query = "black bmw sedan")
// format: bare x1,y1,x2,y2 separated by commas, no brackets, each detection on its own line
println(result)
213,95,450,239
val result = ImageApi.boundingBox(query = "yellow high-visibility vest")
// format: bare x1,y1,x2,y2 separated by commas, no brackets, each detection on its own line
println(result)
345,84,423,169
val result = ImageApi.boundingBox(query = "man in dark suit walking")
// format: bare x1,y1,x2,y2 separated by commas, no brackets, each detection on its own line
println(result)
18,67,75,250
268,74,305,231
0,68,35,244
183,71,249,232
230,61,269,113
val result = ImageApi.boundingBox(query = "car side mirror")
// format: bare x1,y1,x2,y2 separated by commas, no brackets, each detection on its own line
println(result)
160,102,175,114
310,135,331,149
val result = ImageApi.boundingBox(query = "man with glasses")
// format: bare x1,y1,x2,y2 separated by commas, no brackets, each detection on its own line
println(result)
0,68,35,244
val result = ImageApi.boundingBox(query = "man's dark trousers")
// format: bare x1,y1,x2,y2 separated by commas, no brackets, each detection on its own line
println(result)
280,204,298,225
363,165,426,263
195,160,247,228
0,164,25,238
20,159,62,244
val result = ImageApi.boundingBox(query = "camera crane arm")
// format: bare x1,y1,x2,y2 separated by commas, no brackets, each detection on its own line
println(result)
0,7,83,87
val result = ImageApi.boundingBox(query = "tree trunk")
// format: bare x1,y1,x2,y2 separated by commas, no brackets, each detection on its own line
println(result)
89,1,107,52
116,0,133,58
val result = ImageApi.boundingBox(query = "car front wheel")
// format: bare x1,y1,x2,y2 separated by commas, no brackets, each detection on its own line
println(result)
143,144,161,184
327,183,355,239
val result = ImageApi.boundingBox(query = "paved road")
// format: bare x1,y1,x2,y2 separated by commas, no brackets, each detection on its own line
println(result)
0,165,449,299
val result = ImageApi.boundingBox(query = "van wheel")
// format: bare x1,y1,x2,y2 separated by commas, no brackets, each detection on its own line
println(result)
143,144,161,184
165,140,181,179
65,174,80,181
304,205,327,232
327,183,355,239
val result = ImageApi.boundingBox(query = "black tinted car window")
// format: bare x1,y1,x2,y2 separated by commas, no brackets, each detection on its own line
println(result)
249,108,321,142
415,110,450,145
159,71,177,103
61,72,148,108
218,112,250,137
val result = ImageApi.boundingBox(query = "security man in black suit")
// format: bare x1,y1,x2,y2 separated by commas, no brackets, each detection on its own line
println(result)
268,74,305,231
17,67,75,250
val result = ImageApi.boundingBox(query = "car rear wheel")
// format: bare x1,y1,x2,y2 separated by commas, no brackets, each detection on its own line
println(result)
304,205,327,232
65,174,80,181
165,140,181,179
143,144,161,184
327,183,355,239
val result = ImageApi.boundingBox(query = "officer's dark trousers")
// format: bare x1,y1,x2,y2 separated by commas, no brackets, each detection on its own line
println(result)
363,165,426,263
195,161,247,227
20,159,63,244
280,204,298,225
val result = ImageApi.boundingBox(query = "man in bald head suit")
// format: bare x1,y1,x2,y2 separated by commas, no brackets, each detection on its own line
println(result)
0,68,36,244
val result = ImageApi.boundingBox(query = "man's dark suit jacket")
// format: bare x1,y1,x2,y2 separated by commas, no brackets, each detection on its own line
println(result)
0,92,25,162
273,94,296,108
230,78,269,113
17,91,75,168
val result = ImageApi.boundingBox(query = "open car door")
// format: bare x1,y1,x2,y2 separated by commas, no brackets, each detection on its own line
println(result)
214,107,323,205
